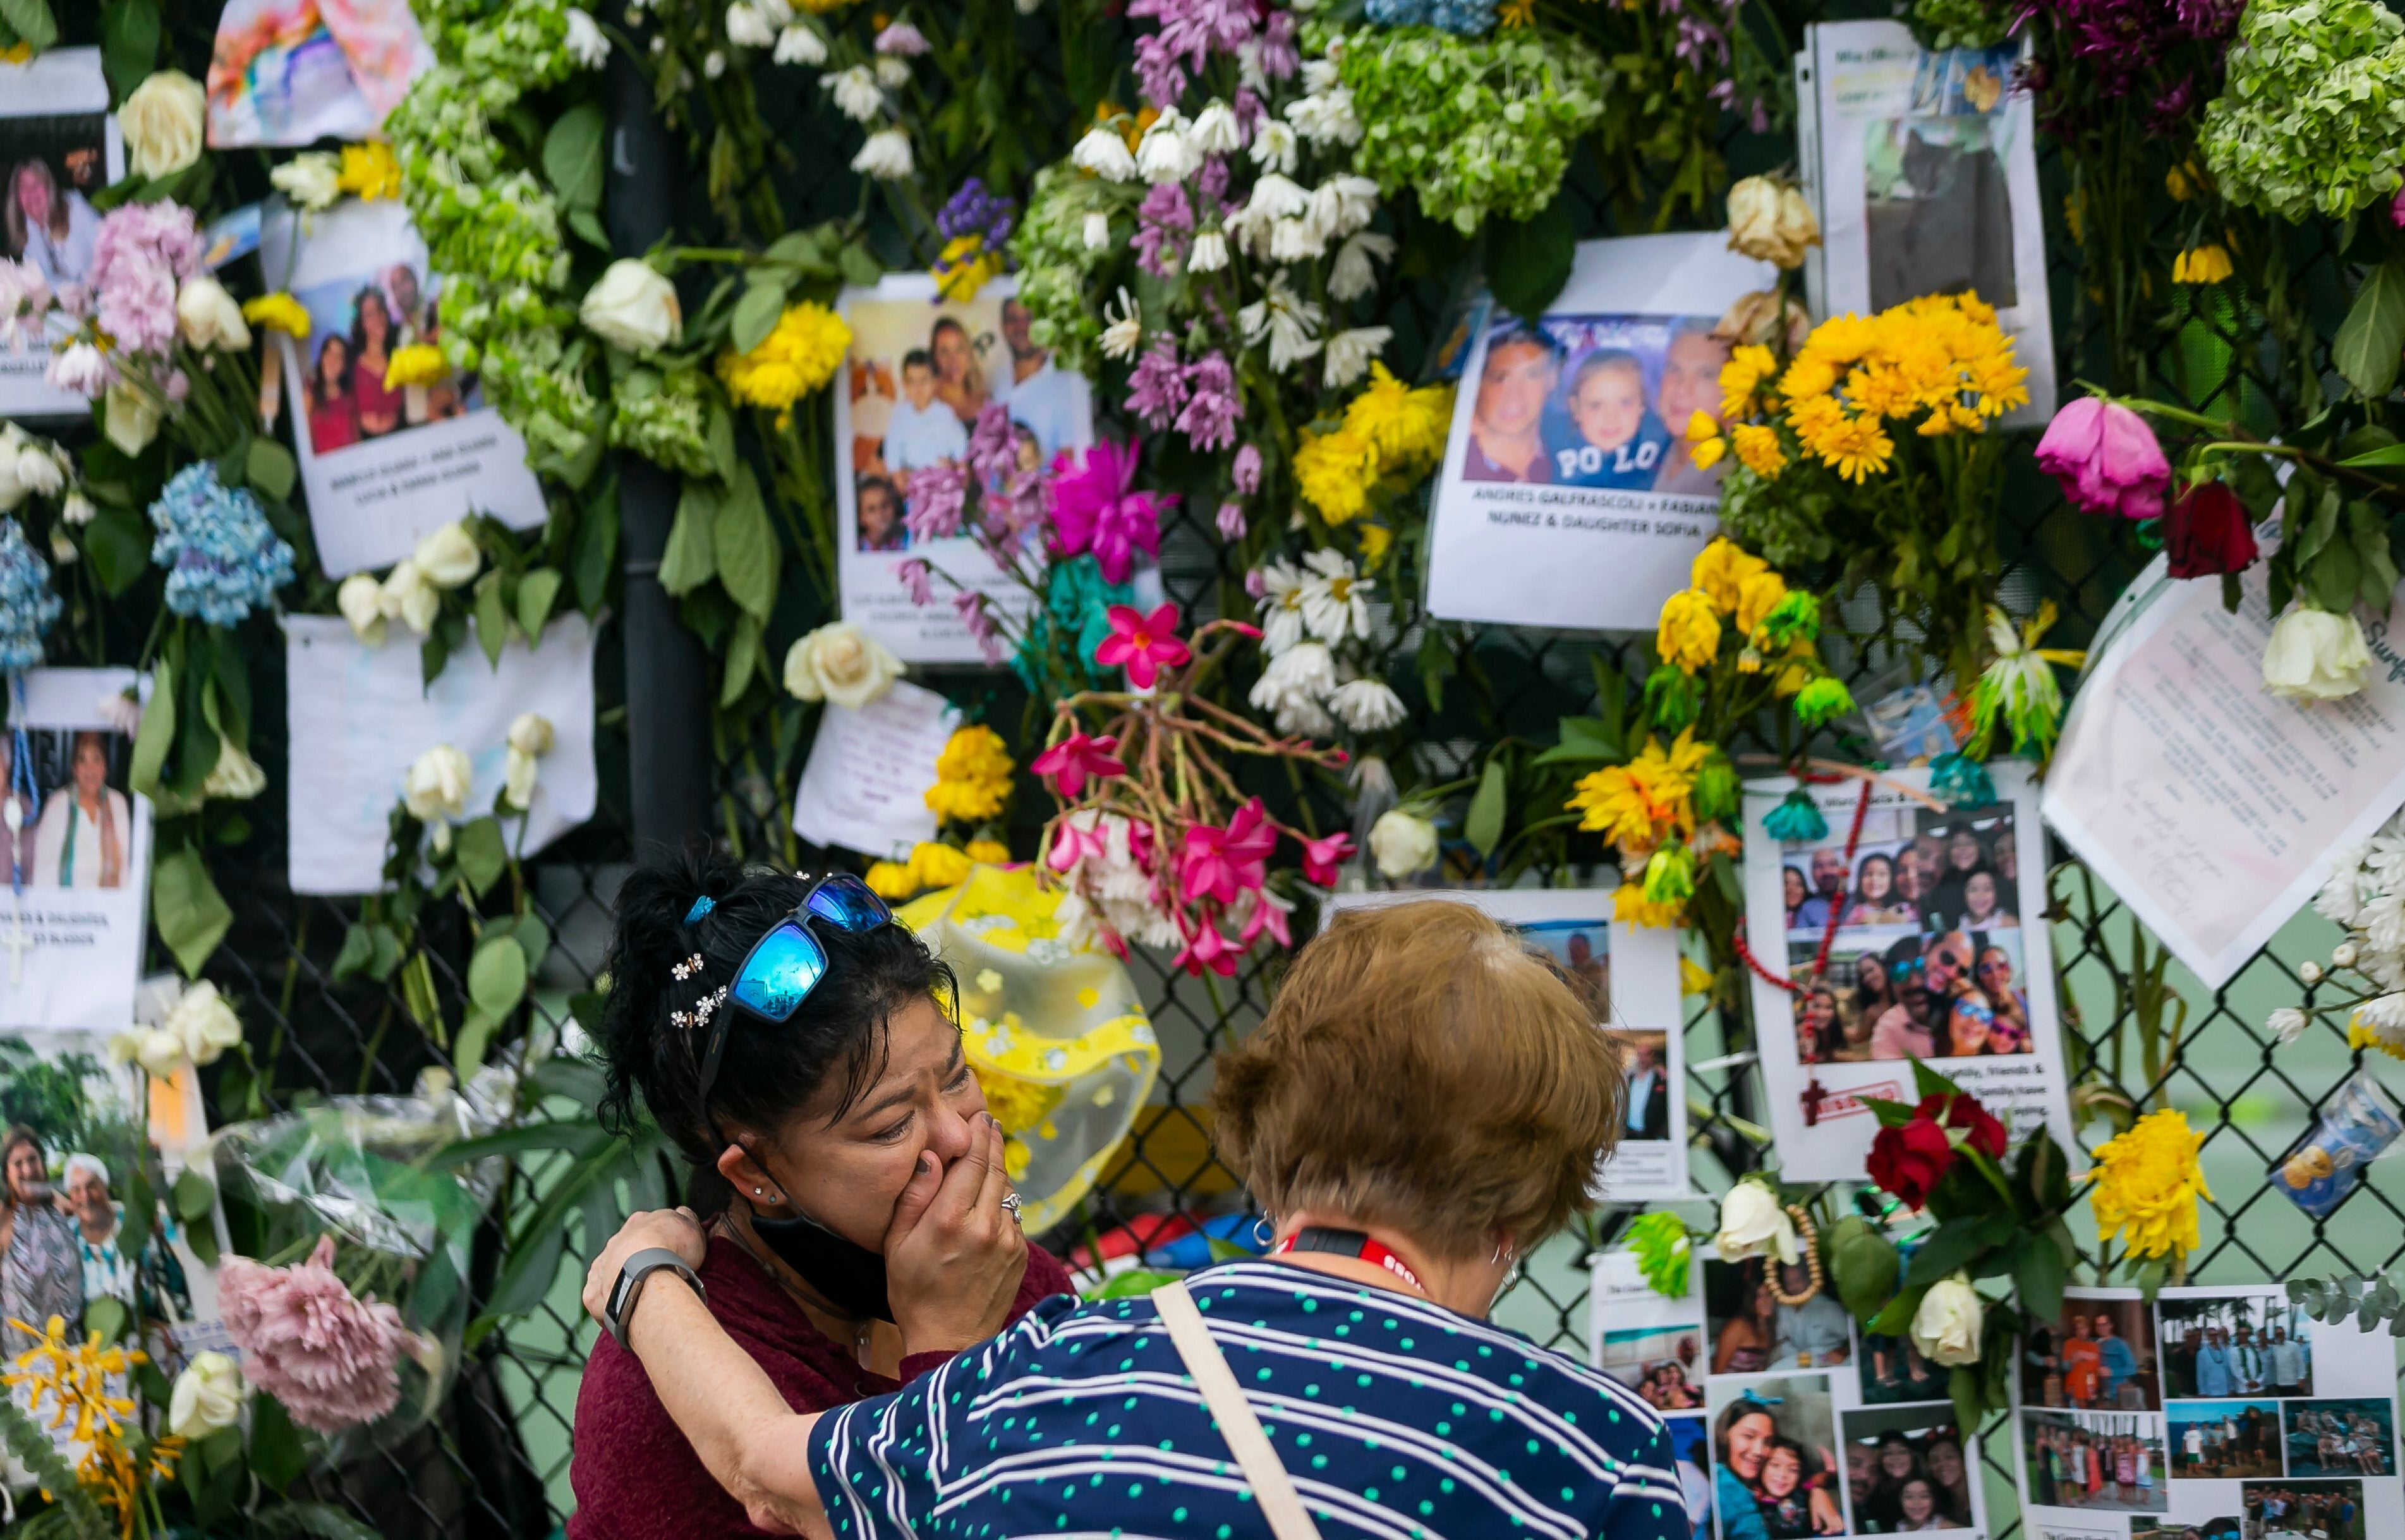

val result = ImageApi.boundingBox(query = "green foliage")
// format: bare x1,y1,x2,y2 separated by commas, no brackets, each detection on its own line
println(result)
2202,0,2405,221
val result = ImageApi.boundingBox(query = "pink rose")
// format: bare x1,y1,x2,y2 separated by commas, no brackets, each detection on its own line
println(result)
2035,396,2169,519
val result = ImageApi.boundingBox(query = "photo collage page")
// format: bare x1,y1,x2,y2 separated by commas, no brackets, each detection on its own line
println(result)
2014,1285,2400,1540
1592,1246,1989,1537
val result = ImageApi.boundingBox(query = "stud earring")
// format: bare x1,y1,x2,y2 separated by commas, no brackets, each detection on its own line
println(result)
753,1187,763,1196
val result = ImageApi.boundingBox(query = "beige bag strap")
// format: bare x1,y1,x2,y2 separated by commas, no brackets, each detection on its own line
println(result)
1152,1280,1326,1540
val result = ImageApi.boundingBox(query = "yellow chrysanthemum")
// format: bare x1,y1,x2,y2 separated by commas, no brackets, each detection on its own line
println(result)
1293,425,1378,524
336,142,402,201
1655,587,1723,673
1688,538,1766,615
1566,730,1709,848
1735,568,1788,638
964,837,1014,866
1719,344,1776,420
718,301,852,427
1815,413,1894,482
382,344,447,389
1344,363,1452,468
864,860,918,899
909,841,974,891
1730,422,1788,478
1359,522,1394,567
2173,245,2233,284
2088,1108,2212,1261
1614,885,1685,928
241,292,312,338
2165,164,2193,202
925,725,1014,823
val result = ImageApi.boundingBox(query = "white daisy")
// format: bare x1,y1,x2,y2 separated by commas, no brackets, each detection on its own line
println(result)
1299,548,1372,642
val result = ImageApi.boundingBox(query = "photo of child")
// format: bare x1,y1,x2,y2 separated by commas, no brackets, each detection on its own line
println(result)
1708,1374,1845,1537
1458,315,1730,494
286,257,471,456
1596,1322,1704,1410
1706,1258,1854,1376
1838,1406,1976,1532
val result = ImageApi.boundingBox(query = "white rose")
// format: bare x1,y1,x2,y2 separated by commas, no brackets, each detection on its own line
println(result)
120,70,207,181
580,260,682,353
1713,1180,1800,1266
103,382,160,456
1366,808,1438,880
783,621,902,709
338,572,388,645
200,736,267,802
413,521,482,590
507,712,555,758
2262,607,2372,701
1724,175,1819,269
109,1027,188,1082
176,276,251,353
1910,1275,1986,1367
270,152,342,212
165,979,244,1066
15,446,63,500
380,559,440,635
403,744,473,825
167,1352,246,1439
503,746,540,811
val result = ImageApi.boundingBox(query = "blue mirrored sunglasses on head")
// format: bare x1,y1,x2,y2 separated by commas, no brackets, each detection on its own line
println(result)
696,873,895,1100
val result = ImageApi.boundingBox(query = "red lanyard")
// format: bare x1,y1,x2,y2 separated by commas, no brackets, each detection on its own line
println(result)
1273,1226,1424,1293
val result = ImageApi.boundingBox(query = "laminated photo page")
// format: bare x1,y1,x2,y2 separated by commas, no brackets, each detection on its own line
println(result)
1323,887,1689,1200
1590,1246,1993,1536
0,47,124,418
1742,762,2075,1182
1798,21,2056,425
1422,234,1775,633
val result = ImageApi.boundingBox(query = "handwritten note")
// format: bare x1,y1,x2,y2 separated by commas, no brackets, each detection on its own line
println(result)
791,681,957,859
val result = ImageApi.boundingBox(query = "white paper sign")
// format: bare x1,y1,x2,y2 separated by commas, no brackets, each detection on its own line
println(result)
1742,763,2075,1182
1590,1246,1994,1536
1799,23,2056,425
259,200,548,576
791,680,958,859
1323,885,1690,1200
0,48,125,418
2011,1284,2401,1540
833,274,1092,664
1424,235,1774,634
282,615,597,894
2042,562,2405,989
0,669,152,1034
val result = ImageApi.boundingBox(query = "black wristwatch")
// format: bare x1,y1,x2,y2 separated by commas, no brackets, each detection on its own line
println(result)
603,1247,706,1350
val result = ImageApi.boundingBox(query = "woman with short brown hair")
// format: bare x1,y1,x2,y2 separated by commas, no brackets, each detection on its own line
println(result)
581,898,1687,1539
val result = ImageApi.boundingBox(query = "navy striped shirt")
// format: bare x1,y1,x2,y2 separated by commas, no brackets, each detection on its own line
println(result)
809,1259,1691,1539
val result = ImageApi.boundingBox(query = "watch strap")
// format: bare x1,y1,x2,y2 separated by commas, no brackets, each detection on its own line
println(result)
607,1246,706,1350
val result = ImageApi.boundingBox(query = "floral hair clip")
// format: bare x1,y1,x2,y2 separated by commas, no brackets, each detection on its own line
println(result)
671,986,729,1033
670,954,705,982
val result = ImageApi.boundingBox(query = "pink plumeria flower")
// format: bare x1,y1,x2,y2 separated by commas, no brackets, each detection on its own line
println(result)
1178,797,1275,906
1299,830,1355,886
1173,919,1240,978
1030,731,1127,797
1237,888,1293,948
1046,820,1106,873
1094,602,1192,689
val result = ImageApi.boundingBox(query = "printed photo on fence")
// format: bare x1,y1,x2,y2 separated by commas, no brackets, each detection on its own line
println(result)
2241,1479,2365,1540
1706,1255,1855,1375
2167,1400,2282,1479
1596,1319,1706,1411
0,48,121,418
1331,887,1688,1198
1855,1330,1948,1407
1666,1413,1713,1536
2021,1294,2159,1411
1839,1405,1978,1532
2019,1407,2170,1514
2135,1521,2241,1540
1800,21,2056,424
2281,1400,2394,1478
0,669,153,1034
2158,1290,2311,1399
1708,1373,1846,1537
834,274,1093,664
260,198,548,576
1744,762,2073,1180
1424,233,1772,634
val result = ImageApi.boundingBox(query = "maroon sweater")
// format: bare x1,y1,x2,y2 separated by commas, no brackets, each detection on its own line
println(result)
567,1233,1073,1539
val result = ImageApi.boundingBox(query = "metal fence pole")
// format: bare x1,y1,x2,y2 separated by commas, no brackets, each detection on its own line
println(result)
607,11,713,852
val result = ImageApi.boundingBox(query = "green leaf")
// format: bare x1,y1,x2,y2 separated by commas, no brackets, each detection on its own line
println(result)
574,475,620,613
1484,197,1577,322
1827,1215,1901,1322
130,658,173,798
1948,1365,1985,1450
2336,442,2405,468
660,480,719,595
171,1168,216,1222
454,815,507,897
454,1007,500,1081
1465,758,1508,858
475,573,509,667
542,102,607,212
1908,1058,1965,1101
509,911,552,976
86,501,151,595
567,208,609,252
151,846,231,977
2349,501,2401,607
246,437,297,501
2012,1229,2068,1322
730,283,787,356
99,0,159,103
518,567,563,639
765,230,825,268
722,613,763,708
469,934,529,1018
838,241,883,289
1867,1282,1930,1337
1902,1213,2013,1288
0,0,58,51
712,466,779,621
82,1295,127,1346
1415,626,1456,713
2334,259,2405,400
249,1395,306,1491
119,1165,150,1262
706,405,738,483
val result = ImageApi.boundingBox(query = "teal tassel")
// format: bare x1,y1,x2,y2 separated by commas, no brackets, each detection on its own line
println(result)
1930,751,1996,809
1763,787,1829,843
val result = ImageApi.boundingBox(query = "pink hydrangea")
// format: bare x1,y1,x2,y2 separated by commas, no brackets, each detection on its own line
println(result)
88,201,203,359
218,1235,409,1434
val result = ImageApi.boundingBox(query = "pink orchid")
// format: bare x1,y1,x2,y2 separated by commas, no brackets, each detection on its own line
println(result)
1050,439,1172,584
1031,731,1127,797
1094,602,1192,689
1299,830,1355,886
1173,919,1240,978
2035,396,2170,519
1178,797,1275,906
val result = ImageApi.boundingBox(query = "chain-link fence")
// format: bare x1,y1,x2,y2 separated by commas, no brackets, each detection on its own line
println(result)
170,8,2405,1539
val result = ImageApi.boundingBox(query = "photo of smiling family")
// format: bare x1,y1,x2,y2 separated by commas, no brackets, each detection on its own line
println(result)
1458,313,1728,493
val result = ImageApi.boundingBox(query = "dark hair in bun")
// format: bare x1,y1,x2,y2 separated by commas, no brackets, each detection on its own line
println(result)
595,844,955,1209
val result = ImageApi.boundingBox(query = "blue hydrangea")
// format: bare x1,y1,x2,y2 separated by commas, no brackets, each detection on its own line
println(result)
1427,0,1498,33
0,518,61,674
148,463,296,627
1366,0,1435,22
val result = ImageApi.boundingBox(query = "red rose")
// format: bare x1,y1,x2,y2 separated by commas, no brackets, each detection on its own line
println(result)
1916,1091,2007,1160
2164,481,2259,579
1867,1117,1955,1210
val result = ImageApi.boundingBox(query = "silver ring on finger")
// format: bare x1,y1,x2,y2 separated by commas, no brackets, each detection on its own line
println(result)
1000,1191,1023,1225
